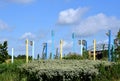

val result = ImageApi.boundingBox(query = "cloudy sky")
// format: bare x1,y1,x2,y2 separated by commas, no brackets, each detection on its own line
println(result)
0,0,120,57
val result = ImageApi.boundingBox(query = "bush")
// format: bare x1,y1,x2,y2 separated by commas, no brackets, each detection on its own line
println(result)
63,51,89,60
93,62,120,81
63,53,83,60
19,60,113,81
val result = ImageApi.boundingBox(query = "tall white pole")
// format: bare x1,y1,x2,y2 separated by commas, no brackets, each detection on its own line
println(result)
12,48,14,63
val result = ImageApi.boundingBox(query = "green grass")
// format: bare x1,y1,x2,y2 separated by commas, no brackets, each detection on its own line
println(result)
0,71,27,81
0,59,26,81
0,71,19,81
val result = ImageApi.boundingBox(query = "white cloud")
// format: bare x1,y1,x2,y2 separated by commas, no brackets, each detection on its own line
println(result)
0,20,9,31
97,39,108,44
47,40,52,44
63,41,73,50
57,7,120,37
56,40,72,50
20,32,35,40
5,0,35,4
74,13,120,37
0,38,7,43
57,7,88,25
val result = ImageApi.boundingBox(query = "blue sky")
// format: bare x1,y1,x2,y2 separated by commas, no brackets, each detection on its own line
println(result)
0,0,120,58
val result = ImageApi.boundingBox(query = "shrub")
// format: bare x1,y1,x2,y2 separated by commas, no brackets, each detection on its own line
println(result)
93,62,120,81
63,53,83,60
19,60,113,81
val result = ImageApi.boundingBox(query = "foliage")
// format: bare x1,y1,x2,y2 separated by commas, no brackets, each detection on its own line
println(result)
0,59,120,81
83,51,89,59
63,52,89,60
63,53,83,60
0,59,26,81
114,46,120,61
116,29,120,39
0,71,20,81
0,41,9,63
114,29,120,61
15,55,32,60
102,50,108,58
19,60,113,81
93,62,120,81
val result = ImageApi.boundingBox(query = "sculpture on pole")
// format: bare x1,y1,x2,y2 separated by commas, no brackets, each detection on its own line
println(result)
11,48,14,63
60,40,63,60
78,40,87,55
72,33,75,53
51,30,55,59
26,39,29,63
93,40,96,61
42,43,47,60
106,30,112,61
30,41,35,61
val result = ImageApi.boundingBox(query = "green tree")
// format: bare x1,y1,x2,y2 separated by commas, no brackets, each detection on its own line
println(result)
0,41,9,63
16,55,32,60
63,52,83,60
114,29,120,61
116,29,120,39
83,51,89,59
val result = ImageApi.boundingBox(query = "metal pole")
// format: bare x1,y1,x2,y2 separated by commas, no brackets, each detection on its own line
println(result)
26,39,29,63
81,40,83,56
32,41,34,61
60,40,63,60
86,41,87,51
113,41,116,61
108,30,111,61
51,30,54,59
45,43,47,59
93,40,96,60
72,33,75,53
11,48,14,63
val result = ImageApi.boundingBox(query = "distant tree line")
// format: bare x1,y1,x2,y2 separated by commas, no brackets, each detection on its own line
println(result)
15,55,32,60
